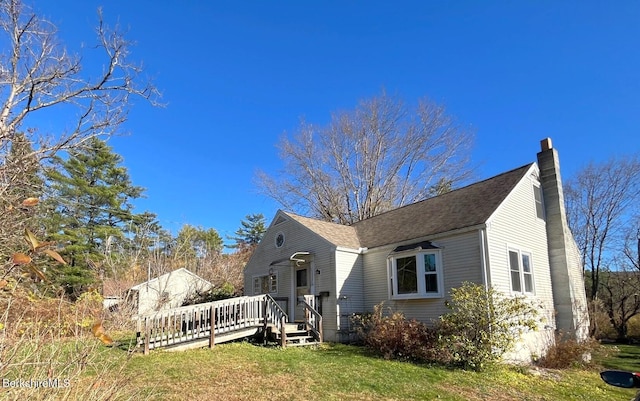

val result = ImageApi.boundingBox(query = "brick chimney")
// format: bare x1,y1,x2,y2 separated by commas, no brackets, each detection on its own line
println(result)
537,138,589,339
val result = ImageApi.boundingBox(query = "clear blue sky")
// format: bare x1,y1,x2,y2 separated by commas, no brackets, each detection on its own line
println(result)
32,1,640,243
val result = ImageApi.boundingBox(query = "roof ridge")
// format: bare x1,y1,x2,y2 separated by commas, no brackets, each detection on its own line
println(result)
351,163,534,227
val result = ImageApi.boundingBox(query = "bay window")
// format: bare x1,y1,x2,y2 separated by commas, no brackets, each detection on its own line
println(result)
389,250,443,299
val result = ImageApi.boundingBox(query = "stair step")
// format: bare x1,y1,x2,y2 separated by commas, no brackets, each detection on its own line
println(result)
285,323,306,332
285,336,318,346
285,329,309,336
267,323,307,334
286,341,319,347
286,335,314,342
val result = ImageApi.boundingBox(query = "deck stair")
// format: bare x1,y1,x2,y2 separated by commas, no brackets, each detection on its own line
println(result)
267,322,320,347
135,294,322,354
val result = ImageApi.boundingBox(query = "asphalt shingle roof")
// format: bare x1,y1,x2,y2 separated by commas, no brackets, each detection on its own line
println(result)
285,212,361,249
285,163,533,250
353,164,533,248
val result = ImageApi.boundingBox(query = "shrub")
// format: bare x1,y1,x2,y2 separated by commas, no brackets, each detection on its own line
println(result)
1,290,153,400
355,303,445,363
437,282,541,371
537,333,600,369
0,287,103,339
181,282,238,306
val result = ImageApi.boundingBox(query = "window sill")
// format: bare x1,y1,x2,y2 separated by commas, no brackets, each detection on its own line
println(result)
510,291,535,297
391,293,443,300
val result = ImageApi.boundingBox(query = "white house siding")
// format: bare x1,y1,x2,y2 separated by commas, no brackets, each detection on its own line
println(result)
362,230,483,324
243,212,338,335
485,166,556,362
334,248,364,342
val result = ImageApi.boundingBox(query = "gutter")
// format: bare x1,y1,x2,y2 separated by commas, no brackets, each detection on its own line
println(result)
334,246,368,254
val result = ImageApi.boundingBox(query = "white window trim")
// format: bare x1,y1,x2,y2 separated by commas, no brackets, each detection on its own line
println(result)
507,246,535,295
252,272,278,295
387,250,444,300
532,182,545,221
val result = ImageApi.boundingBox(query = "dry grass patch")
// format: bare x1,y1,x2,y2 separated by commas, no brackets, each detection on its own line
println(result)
5,336,638,401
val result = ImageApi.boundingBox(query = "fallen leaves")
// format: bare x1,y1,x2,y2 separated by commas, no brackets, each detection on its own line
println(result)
91,321,115,346
12,252,32,265
21,197,39,207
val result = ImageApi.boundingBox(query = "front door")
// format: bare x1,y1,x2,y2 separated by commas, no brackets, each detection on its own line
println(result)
295,265,309,321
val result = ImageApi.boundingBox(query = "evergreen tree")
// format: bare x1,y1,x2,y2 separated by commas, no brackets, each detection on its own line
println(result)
44,137,148,297
173,224,223,263
227,213,266,249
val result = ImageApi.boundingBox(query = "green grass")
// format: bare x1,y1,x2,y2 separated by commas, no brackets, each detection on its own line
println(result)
114,341,636,401
5,338,640,400
596,343,640,372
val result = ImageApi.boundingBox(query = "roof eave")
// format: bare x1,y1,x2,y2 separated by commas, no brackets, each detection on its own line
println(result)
366,223,487,251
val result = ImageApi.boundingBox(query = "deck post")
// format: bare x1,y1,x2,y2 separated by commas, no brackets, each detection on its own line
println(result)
144,318,150,355
262,297,268,345
280,315,287,348
209,305,215,349
135,317,141,349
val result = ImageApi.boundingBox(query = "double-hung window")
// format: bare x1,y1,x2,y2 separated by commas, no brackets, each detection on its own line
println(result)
508,248,534,294
389,250,444,299
533,184,545,220
253,273,277,295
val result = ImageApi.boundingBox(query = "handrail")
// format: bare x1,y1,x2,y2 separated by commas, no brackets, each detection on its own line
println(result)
135,295,259,321
300,298,323,343
263,293,288,336
136,294,291,354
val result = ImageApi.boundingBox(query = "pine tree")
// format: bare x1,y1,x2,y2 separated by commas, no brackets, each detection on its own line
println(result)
227,213,266,249
44,137,148,297
173,225,223,263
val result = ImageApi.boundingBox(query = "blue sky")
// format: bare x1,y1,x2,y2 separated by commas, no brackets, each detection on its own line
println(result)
32,1,640,243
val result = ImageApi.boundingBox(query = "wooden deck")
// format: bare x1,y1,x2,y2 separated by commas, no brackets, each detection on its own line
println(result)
135,294,322,354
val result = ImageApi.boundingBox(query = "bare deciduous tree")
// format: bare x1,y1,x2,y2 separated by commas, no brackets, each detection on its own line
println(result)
623,225,640,271
565,155,640,301
0,0,159,262
599,264,640,341
258,91,474,224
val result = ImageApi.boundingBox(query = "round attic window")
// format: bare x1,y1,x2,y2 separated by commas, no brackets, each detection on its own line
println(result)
275,232,285,248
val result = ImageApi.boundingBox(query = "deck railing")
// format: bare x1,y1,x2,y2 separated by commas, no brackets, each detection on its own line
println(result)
136,294,287,354
301,295,323,343
262,294,287,342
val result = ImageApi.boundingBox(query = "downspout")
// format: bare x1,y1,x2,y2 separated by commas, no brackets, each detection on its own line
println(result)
479,227,491,290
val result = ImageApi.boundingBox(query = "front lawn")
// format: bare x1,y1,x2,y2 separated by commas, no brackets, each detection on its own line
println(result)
120,342,634,401
3,340,638,400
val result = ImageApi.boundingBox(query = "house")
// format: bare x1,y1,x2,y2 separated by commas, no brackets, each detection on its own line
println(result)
244,138,589,362
128,268,212,315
